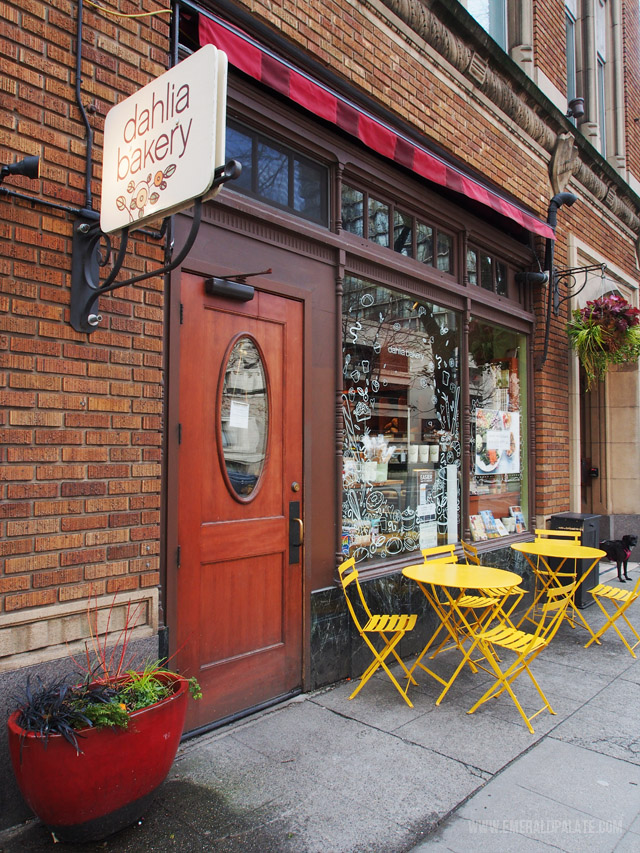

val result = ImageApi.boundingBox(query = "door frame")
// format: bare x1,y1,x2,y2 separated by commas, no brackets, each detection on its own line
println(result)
163,212,313,716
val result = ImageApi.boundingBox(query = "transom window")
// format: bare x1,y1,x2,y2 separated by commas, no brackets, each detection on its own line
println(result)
225,121,329,225
467,247,508,296
341,184,454,274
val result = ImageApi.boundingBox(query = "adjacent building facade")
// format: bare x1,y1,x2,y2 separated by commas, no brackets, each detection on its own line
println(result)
2,0,639,827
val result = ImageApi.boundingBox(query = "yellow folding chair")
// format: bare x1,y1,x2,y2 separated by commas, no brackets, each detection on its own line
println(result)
461,540,526,628
530,529,582,624
584,576,640,657
338,557,418,707
460,540,480,565
421,541,502,666
422,544,458,563
465,582,576,732
534,529,581,543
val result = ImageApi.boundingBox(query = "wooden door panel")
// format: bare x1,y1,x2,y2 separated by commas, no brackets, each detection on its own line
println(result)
176,273,303,730
199,553,285,664
201,518,285,561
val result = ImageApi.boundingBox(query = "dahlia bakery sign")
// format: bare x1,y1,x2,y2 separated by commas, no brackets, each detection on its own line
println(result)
101,45,227,234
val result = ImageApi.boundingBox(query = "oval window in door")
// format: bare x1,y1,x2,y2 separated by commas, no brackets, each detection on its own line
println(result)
219,335,269,500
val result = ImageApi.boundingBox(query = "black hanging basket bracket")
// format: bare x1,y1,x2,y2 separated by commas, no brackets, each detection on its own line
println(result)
553,263,607,315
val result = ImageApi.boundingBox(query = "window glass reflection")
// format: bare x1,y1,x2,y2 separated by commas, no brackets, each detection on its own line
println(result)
226,126,252,193
416,222,433,264
467,249,478,285
393,211,413,256
220,338,269,498
368,198,389,246
437,232,452,273
468,320,528,540
225,121,328,225
342,185,364,236
294,158,325,221
480,254,493,290
496,261,508,296
257,142,288,205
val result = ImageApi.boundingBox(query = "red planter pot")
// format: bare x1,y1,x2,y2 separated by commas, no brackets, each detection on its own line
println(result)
7,673,189,843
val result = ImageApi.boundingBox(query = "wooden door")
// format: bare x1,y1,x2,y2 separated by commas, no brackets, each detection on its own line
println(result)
176,273,303,731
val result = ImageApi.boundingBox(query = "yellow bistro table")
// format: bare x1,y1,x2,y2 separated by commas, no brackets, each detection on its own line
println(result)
511,540,605,638
402,561,522,704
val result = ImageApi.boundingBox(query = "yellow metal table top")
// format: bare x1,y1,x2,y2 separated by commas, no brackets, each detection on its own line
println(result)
511,541,606,560
403,562,521,589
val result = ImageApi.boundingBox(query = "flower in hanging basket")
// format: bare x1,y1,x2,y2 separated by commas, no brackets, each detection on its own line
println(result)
566,294,640,389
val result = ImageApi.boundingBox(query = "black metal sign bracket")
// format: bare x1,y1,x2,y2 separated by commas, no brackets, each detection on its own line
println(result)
70,160,241,333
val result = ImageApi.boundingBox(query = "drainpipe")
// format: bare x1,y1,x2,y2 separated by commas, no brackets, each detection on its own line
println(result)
538,192,578,369
75,0,95,214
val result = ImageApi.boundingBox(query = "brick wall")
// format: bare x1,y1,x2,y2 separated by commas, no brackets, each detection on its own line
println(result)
533,0,566,95
0,1,169,637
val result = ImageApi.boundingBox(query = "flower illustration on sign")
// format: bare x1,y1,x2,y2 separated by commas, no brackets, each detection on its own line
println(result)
116,164,177,221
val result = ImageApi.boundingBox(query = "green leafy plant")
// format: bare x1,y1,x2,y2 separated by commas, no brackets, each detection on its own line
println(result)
119,663,174,711
566,294,640,389
12,594,202,753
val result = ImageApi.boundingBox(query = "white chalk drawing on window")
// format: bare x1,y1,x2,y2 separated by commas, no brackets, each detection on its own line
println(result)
341,276,461,563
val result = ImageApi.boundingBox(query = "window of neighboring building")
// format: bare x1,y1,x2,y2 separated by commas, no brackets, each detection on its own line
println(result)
459,1,535,72
225,121,329,225
466,0,507,49
565,0,625,168
341,276,461,565
565,2,578,107
342,184,455,275
596,0,608,158
468,320,528,540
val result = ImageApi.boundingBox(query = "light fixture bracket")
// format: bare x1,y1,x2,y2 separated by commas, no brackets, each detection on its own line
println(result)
204,268,272,302
70,161,241,333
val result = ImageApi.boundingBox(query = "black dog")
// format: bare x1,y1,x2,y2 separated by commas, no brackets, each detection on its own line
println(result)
599,535,638,582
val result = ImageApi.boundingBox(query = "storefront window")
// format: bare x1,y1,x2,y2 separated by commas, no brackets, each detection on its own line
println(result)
342,276,461,565
468,320,528,541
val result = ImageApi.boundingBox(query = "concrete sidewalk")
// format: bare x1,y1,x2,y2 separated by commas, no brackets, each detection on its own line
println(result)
1,563,639,853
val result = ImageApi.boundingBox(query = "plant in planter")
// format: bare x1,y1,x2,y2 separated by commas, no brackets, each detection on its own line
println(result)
566,293,640,389
7,596,201,843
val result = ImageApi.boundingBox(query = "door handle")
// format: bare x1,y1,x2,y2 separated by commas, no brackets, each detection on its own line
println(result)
292,517,304,545
289,501,303,563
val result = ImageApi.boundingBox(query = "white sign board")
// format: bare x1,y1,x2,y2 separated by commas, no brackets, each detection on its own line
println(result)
100,45,227,234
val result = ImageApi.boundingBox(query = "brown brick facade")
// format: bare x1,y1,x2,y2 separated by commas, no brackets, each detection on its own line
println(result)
1,0,169,618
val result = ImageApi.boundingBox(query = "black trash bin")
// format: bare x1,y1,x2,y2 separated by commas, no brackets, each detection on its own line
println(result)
549,512,601,609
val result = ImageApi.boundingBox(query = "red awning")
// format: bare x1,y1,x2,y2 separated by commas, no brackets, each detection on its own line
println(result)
199,14,555,241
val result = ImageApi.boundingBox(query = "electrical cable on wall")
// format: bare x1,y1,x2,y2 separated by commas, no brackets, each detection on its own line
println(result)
84,0,171,18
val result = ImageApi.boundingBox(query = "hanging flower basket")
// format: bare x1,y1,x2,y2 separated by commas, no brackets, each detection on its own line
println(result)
566,294,640,389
